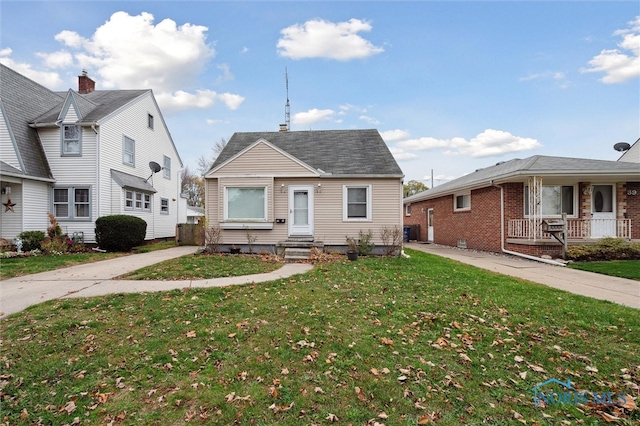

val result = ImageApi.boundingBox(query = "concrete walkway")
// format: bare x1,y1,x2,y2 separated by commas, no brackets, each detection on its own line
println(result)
405,243,639,309
0,246,313,318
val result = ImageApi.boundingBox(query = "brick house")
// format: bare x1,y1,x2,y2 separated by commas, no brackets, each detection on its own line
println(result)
403,155,640,258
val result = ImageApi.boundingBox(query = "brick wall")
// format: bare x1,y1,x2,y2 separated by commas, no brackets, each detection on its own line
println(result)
403,186,503,252
627,182,640,239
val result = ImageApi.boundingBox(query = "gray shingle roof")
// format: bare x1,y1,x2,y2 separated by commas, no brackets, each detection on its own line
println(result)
0,64,62,179
212,129,403,177
405,155,640,203
111,169,157,193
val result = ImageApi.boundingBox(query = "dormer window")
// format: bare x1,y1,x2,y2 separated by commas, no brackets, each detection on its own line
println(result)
62,124,81,156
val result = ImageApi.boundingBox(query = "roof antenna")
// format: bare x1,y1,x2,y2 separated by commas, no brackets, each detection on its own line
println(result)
284,68,290,131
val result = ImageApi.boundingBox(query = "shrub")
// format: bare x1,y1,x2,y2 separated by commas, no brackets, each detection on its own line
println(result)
41,237,70,255
346,230,376,256
566,238,640,262
17,230,46,251
379,226,403,256
95,215,147,252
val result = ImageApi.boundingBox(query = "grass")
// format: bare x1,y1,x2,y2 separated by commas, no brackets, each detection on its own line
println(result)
0,241,179,280
1,249,638,425
568,260,640,281
118,253,283,280
0,252,124,280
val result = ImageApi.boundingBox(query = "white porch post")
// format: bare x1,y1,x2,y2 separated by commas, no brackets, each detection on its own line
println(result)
528,176,542,240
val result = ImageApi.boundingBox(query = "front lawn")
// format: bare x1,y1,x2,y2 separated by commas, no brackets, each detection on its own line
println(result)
0,252,123,280
569,260,640,281
117,253,283,280
1,249,637,425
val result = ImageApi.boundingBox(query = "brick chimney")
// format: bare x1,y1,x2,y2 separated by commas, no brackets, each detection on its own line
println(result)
78,70,95,94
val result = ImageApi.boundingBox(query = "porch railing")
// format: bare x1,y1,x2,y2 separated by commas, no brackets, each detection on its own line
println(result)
507,218,631,240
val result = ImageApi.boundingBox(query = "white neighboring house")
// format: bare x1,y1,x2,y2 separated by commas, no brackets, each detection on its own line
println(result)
0,65,183,243
618,137,640,163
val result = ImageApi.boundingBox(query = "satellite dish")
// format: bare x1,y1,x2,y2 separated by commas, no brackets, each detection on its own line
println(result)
613,142,631,152
149,161,162,173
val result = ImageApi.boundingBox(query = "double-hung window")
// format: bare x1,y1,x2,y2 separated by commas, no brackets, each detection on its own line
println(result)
343,185,372,221
62,124,81,155
163,155,171,179
123,136,135,166
525,185,575,217
225,187,267,221
53,187,90,220
454,193,471,211
160,198,169,214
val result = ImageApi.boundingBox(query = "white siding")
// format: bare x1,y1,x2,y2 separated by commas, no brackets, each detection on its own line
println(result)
22,181,49,234
63,103,79,122
0,106,22,171
97,92,182,240
0,184,22,240
39,126,99,242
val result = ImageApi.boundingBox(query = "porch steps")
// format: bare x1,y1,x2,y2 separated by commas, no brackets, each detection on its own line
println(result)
284,247,312,262
278,240,324,262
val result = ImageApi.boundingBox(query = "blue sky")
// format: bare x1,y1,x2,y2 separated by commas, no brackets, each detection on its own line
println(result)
2,1,638,185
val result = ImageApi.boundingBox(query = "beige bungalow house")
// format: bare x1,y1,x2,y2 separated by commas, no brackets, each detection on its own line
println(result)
204,129,404,256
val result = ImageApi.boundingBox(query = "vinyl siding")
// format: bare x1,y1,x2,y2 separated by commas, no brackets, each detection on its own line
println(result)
0,105,22,171
0,183,22,240
97,92,181,240
214,142,317,176
22,181,49,234
205,176,402,246
63,103,79,122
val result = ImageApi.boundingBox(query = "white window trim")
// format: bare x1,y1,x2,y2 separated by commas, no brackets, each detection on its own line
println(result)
53,186,91,221
160,198,169,215
163,155,171,179
123,136,135,166
524,184,578,218
222,186,269,227
61,124,82,156
453,192,471,212
405,204,411,216
124,189,152,212
343,185,372,222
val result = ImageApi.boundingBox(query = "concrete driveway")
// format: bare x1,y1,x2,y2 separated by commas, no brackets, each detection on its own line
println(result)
405,243,639,309
0,246,313,318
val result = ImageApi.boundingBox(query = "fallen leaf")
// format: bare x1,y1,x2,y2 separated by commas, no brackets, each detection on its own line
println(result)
62,401,76,414
186,330,196,338
20,409,28,420
596,411,620,422
519,371,527,380
514,355,524,363
459,353,472,364
378,412,388,419
381,337,394,346
326,413,339,422
314,387,324,394
370,368,380,376
355,386,366,401
586,365,599,373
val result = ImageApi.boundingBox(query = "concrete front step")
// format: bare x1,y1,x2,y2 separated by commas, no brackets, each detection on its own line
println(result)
284,247,312,261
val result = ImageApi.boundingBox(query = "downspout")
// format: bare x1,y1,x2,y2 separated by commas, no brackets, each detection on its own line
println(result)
92,123,99,222
493,181,566,266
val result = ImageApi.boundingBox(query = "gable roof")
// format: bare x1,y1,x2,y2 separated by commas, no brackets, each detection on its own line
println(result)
618,137,640,163
211,129,403,177
404,155,640,203
33,89,149,125
0,64,63,179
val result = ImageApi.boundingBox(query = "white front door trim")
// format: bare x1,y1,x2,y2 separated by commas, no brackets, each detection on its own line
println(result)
288,185,314,236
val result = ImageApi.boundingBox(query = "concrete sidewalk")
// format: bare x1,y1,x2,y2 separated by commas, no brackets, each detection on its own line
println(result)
0,247,313,318
405,243,639,309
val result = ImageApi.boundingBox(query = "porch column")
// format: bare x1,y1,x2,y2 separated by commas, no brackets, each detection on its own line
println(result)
528,176,542,241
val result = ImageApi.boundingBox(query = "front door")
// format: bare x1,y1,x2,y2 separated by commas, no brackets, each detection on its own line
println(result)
427,208,434,242
288,186,314,236
591,184,615,238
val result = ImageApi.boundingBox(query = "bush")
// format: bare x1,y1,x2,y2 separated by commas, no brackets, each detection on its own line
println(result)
95,215,147,252
346,230,375,256
17,230,46,251
566,238,640,262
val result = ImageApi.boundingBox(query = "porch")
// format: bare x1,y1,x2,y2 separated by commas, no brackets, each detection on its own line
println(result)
507,218,632,241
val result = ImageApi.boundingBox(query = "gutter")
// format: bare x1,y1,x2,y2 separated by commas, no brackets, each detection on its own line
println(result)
492,181,566,267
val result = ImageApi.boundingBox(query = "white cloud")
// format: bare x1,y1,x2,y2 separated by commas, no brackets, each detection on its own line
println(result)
36,50,73,69
581,16,640,83
398,129,541,158
0,50,64,88
215,63,234,84
519,71,570,89
292,108,335,126
388,146,417,161
42,11,244,112
380,129,411,142
359,115,380,125
277,18,384,60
